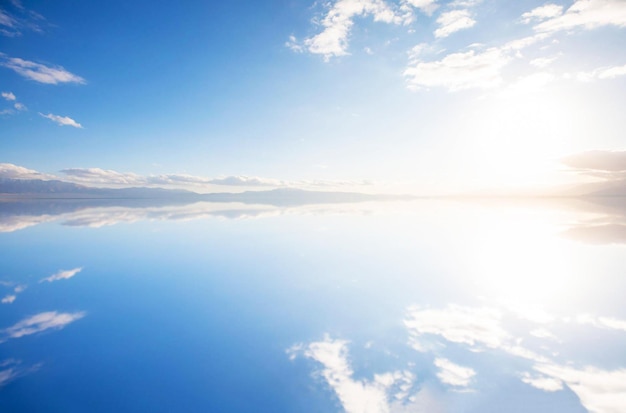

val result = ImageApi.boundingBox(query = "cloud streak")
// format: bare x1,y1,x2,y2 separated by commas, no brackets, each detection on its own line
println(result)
39,113,83,128
2,311,85,341
39,267,82,283
2,56,85,84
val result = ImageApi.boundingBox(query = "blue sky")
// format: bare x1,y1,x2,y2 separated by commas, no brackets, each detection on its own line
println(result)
1,0,625,193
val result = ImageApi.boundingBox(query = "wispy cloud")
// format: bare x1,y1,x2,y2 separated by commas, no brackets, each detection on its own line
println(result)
0,359,40,387
2,311,85,341
39,267,82,283
39,113,83,128
531,0,626,33
2,56,85,85
0,1,46,37
521,4,564,24
434,9,476,38
404,33,551,91
572,64,626,81
561,150,626,175
404,46,511,91
520,372,564,392
434,358,476,387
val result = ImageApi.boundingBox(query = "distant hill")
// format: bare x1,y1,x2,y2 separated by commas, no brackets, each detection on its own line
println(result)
0,178,196,198
0,178,410,206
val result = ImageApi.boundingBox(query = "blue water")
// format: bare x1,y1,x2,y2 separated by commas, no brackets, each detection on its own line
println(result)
1,199,625,412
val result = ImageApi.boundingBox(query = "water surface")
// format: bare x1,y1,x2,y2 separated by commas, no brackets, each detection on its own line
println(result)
1,198,625,412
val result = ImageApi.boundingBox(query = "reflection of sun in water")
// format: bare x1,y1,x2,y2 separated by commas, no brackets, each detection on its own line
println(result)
461,206,575,305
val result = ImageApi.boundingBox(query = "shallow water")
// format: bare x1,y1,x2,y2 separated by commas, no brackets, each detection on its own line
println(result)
1,198,625,412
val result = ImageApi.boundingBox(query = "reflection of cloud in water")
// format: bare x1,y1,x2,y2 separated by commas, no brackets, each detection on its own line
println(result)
288,336,444,413
405,303,626,413
405,305,508,350
0,214,56,232
2,311,85,341
0,200,383,232
563,224,626,245
295,303,626,413
560,197,626,245
532,363,626,413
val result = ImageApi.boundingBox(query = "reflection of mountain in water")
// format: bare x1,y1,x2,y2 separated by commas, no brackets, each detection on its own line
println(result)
0,178,414,232
5,177,626,243
560,196,626,244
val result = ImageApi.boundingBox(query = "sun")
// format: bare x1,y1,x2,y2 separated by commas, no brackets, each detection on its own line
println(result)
455,79,582,191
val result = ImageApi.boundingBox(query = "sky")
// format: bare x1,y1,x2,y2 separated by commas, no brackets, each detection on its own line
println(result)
1,0,625,194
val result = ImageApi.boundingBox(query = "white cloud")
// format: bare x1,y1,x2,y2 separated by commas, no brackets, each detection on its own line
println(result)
59,166,373,190
0,214,57,233
1,91,15,101
1,295,16,304
404,47,511,91
521,372,564,392
0,163,55,180
530,56,558,68
404,305,509,349
574,64,626,81
39,267,82,283
434,9,476,38
2,56,85,84
533,0,626,33
575,314,626,332
403,0,439,16
434,358,476,387
405,304,549,364
289,336,431,413
39,113,83,128
535,363,626,413
529,328,558,340
302,0,404,60
297,336,400,413
207,175,282,187
2,311,85,341
14,102,26,111
521,4,564,24
60,167,144,185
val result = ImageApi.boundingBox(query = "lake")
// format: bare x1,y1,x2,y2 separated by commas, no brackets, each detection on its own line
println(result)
1,197,625,412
